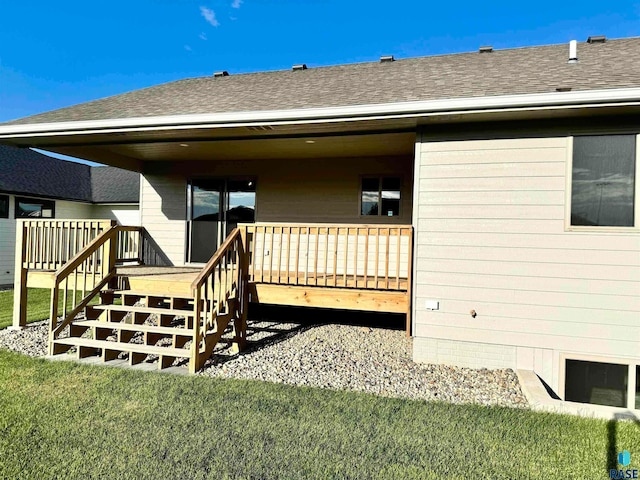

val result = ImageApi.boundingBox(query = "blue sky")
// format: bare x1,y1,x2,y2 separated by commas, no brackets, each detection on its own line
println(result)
0,0,639,162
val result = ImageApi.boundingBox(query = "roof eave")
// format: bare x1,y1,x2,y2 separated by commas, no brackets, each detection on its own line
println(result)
2,88,640,139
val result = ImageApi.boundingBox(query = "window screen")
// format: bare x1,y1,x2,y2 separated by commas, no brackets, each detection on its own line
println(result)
571,135,636,227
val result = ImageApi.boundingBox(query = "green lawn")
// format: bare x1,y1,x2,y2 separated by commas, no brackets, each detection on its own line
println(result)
0,288,52,329
0,350,638,479
0,288,104,329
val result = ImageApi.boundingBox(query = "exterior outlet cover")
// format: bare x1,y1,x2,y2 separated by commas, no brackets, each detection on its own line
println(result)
425,300,439,310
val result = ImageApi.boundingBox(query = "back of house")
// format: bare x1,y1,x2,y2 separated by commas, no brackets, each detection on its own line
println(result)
0,36,638,413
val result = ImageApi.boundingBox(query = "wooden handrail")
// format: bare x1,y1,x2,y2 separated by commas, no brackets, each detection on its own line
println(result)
189,227,248,373
191,227,241,291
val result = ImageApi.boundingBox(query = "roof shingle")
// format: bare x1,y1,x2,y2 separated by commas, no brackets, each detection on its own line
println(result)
5,38,640,126
0,145,139,203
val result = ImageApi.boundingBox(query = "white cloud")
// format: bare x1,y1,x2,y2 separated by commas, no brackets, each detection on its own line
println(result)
200,6,220,27
231,0,242,8
199,32,207,40
184,45,193,51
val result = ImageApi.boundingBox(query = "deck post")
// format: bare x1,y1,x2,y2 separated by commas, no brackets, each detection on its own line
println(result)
11,221,28,329
236,228,250,352
190,288,202,374
48,283,59,355
406,227,413,338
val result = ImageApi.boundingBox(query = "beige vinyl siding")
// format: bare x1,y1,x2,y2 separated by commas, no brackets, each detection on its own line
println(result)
90,204,140,225
140,174,187,266
142,156,413,265
54,199,93,219
413,134,640,394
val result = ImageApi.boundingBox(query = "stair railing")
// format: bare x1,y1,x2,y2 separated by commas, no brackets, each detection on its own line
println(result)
48,226,118,353
190,227,249,373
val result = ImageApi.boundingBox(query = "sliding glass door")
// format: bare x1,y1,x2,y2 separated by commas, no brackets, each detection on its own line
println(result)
187,178,256,263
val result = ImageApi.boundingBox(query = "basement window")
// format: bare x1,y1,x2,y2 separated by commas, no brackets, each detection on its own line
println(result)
15,197,55,218
564,358,639,409
0,195,8,218
570,135,637,228
361,177,401,217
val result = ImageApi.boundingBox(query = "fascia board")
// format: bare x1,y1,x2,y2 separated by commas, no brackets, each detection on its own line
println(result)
1,88,640,138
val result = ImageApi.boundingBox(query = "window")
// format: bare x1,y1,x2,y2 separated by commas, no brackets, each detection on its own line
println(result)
361,177,401,217
636,365,640,410
570,135,637,227
564,358,639,410
0,195,8,219
15,197,55,218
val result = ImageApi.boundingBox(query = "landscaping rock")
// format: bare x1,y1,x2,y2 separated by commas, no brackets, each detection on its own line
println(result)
200,321,529,408
0,319,529,408
0,320,49,357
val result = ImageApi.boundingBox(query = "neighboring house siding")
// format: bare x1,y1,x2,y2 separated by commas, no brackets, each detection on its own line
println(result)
0,196,140,285
55,199,93,219
141,156,413,266
1,196,93,286
412,134,640,394
0,195,16,286
91,204,140,225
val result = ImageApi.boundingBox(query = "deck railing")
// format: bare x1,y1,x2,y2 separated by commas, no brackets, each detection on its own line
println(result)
49,226,118,352
116,226,144,264
191,227,249,373
18,219,115,271
13,222,147,329
242,223,413,291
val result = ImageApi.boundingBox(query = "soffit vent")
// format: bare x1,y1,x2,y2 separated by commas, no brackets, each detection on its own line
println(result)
479,46,493,53
292,64,307,71
214,71,229,77
587,35,606,44
246,126,274,132
380,55,395,63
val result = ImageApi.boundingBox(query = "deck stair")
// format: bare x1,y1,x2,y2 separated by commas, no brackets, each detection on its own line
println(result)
48,226,250,373
52,290,200,369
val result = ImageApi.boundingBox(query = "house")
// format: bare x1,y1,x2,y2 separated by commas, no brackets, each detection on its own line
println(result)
0,145,140,286
0,36,638,413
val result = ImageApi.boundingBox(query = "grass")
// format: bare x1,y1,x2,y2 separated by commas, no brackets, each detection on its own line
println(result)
0,288,52,329
0,288,104,330
0,350,638,479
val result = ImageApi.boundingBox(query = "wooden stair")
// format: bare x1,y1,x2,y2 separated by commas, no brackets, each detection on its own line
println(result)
51,289,201,370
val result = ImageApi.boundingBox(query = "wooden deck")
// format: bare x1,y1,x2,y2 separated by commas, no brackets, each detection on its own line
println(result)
113,265,409,314
14,221,413,372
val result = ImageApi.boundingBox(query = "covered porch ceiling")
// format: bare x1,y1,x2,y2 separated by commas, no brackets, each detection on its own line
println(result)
3,90,640,171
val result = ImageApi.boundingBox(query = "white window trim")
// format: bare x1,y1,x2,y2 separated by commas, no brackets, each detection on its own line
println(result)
559,352,639,411
565,134,640,233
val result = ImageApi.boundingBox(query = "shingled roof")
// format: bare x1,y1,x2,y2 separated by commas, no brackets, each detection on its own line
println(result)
5,37,640,126
0,145,139,203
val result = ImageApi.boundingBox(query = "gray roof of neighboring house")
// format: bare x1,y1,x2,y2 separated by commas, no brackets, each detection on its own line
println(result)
90,166,140,203
0,145,140,203
3,37,640,126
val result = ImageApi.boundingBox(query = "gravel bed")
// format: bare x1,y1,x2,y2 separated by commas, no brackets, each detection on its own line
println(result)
200,321,529,408
0,319,529,408
0,320,49,357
